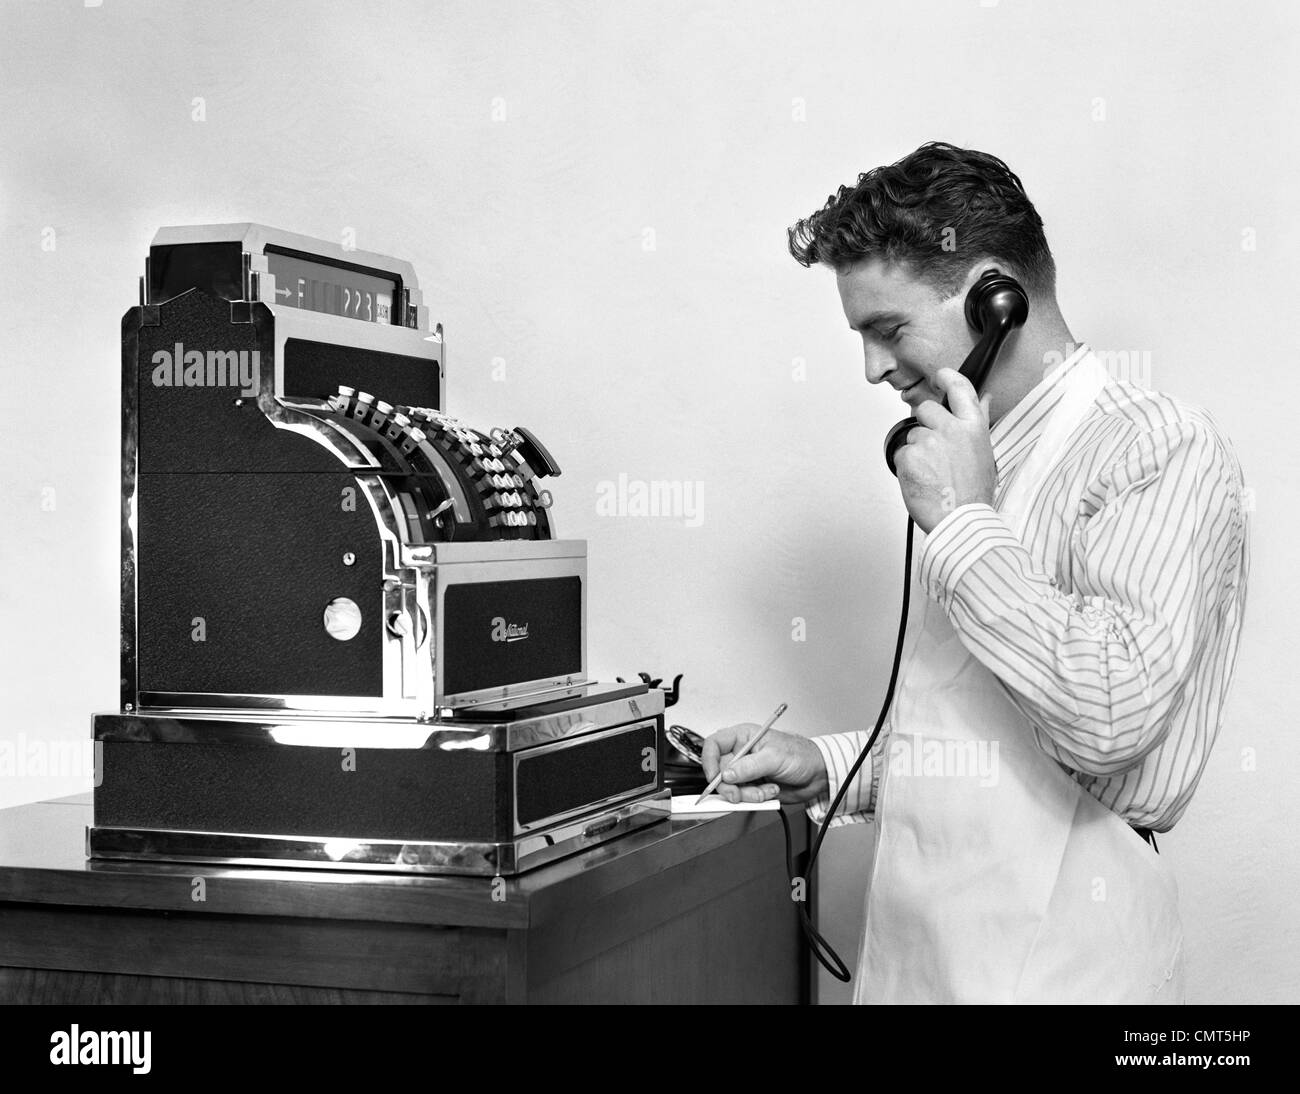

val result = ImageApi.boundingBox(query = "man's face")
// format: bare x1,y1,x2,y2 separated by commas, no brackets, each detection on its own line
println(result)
836,258,974,409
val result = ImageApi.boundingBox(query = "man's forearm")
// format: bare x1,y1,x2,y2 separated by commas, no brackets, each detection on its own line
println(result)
917,483,1240,775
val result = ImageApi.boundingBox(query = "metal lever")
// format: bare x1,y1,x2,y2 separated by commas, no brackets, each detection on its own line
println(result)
614,671,684,708
513,426,562,478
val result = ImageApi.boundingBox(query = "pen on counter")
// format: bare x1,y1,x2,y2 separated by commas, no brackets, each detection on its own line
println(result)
697,702,788,801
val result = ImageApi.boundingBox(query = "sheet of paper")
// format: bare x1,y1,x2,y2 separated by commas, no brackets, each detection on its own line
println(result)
670,793,781,814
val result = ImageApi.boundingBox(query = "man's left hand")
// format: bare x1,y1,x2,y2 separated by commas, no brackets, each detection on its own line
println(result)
893,367,997,533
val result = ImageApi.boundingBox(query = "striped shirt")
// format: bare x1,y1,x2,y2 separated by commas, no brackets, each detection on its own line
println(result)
807,343,1250,833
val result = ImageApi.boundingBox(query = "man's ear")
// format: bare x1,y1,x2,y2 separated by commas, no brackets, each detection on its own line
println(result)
956,260,1004,299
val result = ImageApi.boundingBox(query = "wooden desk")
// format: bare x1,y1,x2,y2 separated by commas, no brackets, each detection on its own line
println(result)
0,794,809,1004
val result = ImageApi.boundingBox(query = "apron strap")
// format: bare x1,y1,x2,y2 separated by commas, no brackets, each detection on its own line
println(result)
1000,351,1111,541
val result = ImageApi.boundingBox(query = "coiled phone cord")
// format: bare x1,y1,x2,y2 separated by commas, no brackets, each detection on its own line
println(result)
777,516,915,982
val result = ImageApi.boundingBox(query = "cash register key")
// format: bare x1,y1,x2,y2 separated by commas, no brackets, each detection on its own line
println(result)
322,598,362,641
353,392,374,418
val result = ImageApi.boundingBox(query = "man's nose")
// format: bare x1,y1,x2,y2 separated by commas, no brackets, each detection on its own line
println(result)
863,343,895,385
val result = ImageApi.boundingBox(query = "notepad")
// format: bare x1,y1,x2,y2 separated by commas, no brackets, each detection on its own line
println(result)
670,793,781,814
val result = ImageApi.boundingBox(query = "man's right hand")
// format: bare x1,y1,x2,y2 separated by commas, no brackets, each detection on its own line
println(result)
700,724,830,805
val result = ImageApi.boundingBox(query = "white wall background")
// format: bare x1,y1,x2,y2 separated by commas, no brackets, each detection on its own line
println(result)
0,0,1294,1004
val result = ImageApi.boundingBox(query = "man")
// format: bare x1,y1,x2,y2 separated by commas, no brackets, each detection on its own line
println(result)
702,142,1250,1004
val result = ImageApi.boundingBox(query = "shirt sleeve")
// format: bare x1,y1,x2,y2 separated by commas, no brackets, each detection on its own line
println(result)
916,419,1247,776
803,728,887,828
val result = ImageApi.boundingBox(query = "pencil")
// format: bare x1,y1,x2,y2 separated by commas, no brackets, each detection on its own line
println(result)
697,702,789,801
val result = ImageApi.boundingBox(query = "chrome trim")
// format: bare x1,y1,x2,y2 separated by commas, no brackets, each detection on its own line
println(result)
489,688,663,750
120,311,140,713
151,223,423,304
414,540,587,565
135,689,422,719
87,793,671,876
95,689,662,752
512,719,660,834
137,692,388,711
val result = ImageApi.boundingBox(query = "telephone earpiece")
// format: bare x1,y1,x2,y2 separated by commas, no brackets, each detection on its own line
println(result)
883,270,1030,476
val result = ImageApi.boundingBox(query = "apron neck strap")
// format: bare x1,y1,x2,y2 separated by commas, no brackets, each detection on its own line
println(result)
999,351,1110,540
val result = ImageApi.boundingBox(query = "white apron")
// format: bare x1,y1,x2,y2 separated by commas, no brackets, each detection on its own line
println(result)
857,352,1185,1004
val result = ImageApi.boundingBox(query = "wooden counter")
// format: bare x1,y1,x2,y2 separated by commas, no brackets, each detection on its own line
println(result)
0,794,810,1004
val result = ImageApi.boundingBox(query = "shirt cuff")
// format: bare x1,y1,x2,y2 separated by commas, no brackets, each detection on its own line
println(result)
917,502,1025,606
804,732,877,829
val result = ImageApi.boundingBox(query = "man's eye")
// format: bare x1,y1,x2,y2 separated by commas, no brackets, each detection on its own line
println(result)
882,325,903,342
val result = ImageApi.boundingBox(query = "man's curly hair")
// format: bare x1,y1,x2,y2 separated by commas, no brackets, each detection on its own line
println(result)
788,142,1056,296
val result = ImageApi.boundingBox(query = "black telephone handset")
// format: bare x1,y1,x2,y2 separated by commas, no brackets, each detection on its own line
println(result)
883,271,1030,476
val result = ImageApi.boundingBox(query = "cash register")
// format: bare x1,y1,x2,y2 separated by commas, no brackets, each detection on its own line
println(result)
88,223,670,876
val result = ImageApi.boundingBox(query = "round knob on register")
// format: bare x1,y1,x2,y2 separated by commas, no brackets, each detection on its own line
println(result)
323,597,362,641
386,611,413,638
